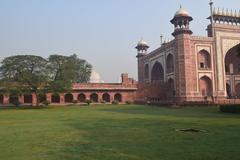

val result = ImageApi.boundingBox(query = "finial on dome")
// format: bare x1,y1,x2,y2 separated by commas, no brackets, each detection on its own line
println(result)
174,6,190,17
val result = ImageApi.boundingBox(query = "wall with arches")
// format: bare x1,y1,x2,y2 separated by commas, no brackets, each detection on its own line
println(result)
0,74,137,106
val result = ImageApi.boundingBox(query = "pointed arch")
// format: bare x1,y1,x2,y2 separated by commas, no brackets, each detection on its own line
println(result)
151,61,164,82
102,93,110,102
225,44,240,75
9,94,18,104
166,54,174,73
199,76,212,96
78,93,86,102
198,49,211,69
39,94,46,103
24,94,32,104
114,93,122,102
65,93,73,103
51,94,60,103
90,93,98,103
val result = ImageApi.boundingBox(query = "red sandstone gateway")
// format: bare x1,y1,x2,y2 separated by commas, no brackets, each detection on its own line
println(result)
135,5,240,105
1,4,240,106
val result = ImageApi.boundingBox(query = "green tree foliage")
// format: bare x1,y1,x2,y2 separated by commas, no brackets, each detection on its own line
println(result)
69,54,92,83
0,55,48,106
47,54,92,93
0,54,92,106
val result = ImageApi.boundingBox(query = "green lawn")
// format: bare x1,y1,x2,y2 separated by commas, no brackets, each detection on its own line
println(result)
0,105,240,160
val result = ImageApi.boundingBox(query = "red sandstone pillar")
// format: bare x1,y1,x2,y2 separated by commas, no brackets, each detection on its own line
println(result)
121,94,126,103
60,93,65,104
110,93,114,103
46,93,52,103
85,93,91,101
32,93,37,106
98,93,103,103
73,93,78,101
19,95,24,104
3,95,9,105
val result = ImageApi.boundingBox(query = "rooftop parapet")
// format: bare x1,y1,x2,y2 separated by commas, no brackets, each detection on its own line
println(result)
208,8,240,26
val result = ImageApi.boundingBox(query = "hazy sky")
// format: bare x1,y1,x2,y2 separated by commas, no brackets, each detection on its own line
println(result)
0,0,239,82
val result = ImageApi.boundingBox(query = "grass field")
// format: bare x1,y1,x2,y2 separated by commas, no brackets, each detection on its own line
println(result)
0,105,240,160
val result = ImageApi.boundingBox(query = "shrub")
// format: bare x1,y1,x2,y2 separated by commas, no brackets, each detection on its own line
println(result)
72,100,78,104
85,99,92,105
126,101,133,105
112,100,119,105
12,99,20,107
42,100,50,106
219,105,240,113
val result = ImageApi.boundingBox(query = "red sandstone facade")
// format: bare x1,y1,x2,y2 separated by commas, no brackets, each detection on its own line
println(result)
0,73,137,106
135,5,240,104
1,4,240,107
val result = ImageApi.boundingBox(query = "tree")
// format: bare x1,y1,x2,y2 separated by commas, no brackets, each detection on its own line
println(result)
48,54,92,82
0,55,48,106
47,54,92,94
0,54,92,106
69,54,92,83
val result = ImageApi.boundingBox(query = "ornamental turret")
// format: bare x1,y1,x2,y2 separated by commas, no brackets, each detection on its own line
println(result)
135,39,149,58
170,6,193,36
135,39,149,83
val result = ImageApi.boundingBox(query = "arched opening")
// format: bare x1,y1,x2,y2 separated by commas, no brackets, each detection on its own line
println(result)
226,83,231,98
9,94,18,104
102,93,110,103
225,44,240,75
151,62,164,82
64,93,73,103
24,94,32,104
114,93,122,102
0,95,3,104
199,76,212,96
90,93,98,103
51,94,60,103
235,83,240,98
198,50,211,69
167,78,175,97
225,44,240,98
144,64,149,79
166,54,174,73
78,93,86,103
39,94,46,103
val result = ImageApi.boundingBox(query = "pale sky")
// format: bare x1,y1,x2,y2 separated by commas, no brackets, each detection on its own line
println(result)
0,0,239,82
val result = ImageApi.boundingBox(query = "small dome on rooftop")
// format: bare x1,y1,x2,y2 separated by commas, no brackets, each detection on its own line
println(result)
175,6,189,17
137,39,149,47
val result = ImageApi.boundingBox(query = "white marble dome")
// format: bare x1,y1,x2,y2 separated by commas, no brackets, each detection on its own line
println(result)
175,7,189,17
90,70,101,83
137,39,149,47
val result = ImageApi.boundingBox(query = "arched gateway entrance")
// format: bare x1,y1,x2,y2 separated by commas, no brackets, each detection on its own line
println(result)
225,44,240,98
151,62,164,82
